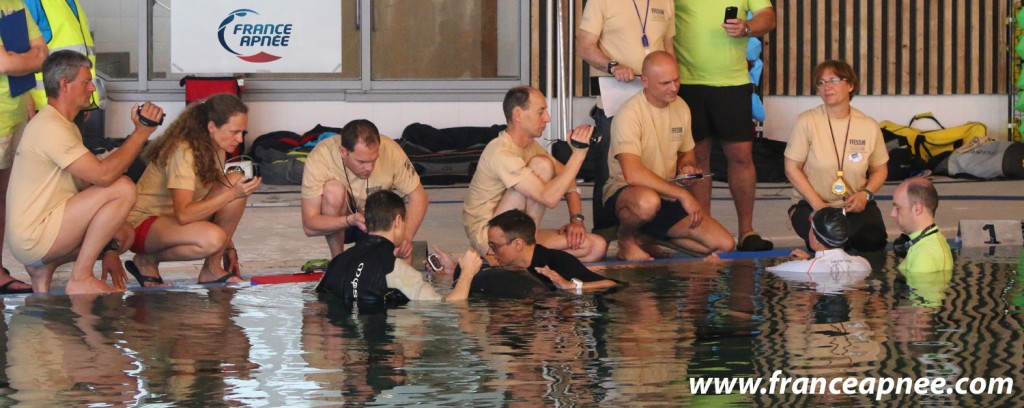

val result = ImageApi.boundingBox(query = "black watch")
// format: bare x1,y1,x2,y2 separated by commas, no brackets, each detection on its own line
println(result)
863,189,875,201
607,60,619,74
98,239,120,260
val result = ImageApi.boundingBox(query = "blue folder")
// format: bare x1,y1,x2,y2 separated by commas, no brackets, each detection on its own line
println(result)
0,9,36,98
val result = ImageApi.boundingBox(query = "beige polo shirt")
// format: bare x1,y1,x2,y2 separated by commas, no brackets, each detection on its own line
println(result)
462,131,548,253
128,142,219,226
6,106,90,263
579,0,676,77
301,135,421,209
604,92,695,203
784,106,889,205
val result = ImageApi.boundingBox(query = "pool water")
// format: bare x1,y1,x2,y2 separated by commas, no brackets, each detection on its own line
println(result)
0,249,1021,406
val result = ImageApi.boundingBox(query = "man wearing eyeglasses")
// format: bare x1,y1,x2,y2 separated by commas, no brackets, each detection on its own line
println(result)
301,119,428,262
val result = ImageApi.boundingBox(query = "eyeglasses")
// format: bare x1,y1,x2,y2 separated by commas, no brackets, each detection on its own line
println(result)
487,239,516,251
816,78,847,88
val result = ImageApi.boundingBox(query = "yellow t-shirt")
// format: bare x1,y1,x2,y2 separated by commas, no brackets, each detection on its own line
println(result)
6,105,89,263
0,0,43,137
462,131,549,253
784,106,889,205
604,92,695,203
673,0,772,86
578,0,675,77
128,142,219,226
300,135,421,209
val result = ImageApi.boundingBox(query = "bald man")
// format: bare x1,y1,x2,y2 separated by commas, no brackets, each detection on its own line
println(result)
890,177,952,273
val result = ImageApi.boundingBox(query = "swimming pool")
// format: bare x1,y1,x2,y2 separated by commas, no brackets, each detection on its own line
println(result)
0,249,1020,406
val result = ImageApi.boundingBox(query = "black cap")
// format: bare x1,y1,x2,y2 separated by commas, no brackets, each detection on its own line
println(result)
810,208,851,249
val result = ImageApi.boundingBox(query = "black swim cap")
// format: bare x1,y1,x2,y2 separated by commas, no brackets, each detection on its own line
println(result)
810,208,850,249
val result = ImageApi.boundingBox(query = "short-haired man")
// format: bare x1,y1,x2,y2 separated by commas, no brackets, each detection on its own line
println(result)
301,119,428,261
890,177,952,273
6,50,164,294
604,51,734,260
316,190,479,302
484,209,617,292
767,208,870,275
463,86,607,262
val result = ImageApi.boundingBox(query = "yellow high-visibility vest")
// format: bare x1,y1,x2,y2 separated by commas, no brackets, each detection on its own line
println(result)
29,0,101,110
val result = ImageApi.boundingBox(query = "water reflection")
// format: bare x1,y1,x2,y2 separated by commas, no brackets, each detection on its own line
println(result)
0,252,1019,406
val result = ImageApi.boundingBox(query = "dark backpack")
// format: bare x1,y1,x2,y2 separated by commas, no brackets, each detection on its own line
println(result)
315,235,410,307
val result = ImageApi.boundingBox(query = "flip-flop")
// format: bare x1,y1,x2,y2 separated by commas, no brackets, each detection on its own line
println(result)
0,268,33,294
125,261,165,287
198,272,237,285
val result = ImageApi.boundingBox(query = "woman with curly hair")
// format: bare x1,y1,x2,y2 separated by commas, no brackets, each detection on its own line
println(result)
124,93,261,285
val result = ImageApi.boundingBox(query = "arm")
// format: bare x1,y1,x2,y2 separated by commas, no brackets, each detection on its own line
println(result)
511,126,594,208
300,195,365,237
65,103,163,187
843,163,888,213
535,267,618,291
0,36,47,76
550,158,586,248
169,176,259,225
723,7,776,38
394,185,429,258
443,249,483,302
577,30,635,82
784,158,829,211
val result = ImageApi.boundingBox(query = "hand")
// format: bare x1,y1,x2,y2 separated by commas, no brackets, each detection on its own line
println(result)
558,222,586,250
843,191,868,213
223,248,241,276
567,125,595,150
131,102,165,135
345,212,367,232
457,249,483,277
722,19,748,38
790,248,812,260
100,251,127,291
425,245,457,275
675,165,703,187
534,266,572,290
611,65,636,82
230,176,262,199
678,193,704,229
394,237,413,259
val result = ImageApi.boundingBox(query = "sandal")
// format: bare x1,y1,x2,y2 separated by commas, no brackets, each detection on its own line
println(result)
0,268,32,293
198,272,238,285
124,261,165,287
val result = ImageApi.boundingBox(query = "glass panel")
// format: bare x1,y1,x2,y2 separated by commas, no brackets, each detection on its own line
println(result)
80,0,139,80
148,0,360,81
370,0,520,80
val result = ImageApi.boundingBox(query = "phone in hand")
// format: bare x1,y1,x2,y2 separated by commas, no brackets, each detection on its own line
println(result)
724,6,738,23
427,253,444,271
674,172,713,181
136,104,165,127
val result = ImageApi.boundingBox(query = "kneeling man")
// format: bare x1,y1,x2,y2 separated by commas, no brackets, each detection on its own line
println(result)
603,51,734,260
463,86,607,262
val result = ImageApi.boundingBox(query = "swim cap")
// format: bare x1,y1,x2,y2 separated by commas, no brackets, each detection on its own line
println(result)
810,208,850,249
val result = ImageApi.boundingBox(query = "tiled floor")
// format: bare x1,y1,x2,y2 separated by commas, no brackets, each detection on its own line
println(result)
3,177,1021,288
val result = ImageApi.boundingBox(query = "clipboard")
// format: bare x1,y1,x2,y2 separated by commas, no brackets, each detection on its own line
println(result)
0,9,36,98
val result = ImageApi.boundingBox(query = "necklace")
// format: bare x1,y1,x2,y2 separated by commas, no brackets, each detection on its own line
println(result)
631,0,651,50
824,106,852,196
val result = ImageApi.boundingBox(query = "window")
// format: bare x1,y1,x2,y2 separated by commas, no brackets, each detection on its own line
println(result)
83,0,528,99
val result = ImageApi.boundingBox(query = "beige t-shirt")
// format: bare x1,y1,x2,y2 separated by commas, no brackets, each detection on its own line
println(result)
462,131,549,253
6,106,90,263
579,0,676,77
301,135,421,209
604,92,695,203
128,142,219,226
784,106,889,205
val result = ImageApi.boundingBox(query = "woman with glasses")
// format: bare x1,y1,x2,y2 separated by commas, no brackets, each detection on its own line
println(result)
783,60,889,252
124,93,262,286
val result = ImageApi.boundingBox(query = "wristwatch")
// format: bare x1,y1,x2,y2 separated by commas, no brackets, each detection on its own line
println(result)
863,189,875,201
743,25,751,37
607,60,619,74
98,239,120,260
571,213,585,223
572,278,584,294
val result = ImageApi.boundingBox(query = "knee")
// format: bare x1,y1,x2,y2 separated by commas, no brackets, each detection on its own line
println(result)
713,233,736,253
112,176,137,204
197,226,228,255
723,142,754,166
620,188,661,220
321,180,347,211
586,235,608,261
527,156,555,181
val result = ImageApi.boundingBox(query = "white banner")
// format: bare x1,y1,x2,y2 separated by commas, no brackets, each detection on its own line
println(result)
171,0,342,73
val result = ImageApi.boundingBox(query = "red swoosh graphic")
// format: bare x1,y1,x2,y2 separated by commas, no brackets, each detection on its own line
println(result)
238,52,281,63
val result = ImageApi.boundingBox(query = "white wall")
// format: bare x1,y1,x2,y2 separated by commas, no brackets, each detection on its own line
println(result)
104,94,1010,148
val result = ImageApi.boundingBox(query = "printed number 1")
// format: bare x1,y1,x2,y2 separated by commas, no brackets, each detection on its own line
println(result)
982,224,1001,245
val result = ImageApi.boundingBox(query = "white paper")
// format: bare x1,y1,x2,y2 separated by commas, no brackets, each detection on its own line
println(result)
598,77,644,117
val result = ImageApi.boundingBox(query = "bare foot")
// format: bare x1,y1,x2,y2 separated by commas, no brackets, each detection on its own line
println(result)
0,271,32,292
640,244,673,259
66,276,122,295
617,239,654,261
703,252,722,262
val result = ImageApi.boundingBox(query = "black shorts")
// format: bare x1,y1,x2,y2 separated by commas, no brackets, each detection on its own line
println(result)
677,84,754,143
603,187,690,239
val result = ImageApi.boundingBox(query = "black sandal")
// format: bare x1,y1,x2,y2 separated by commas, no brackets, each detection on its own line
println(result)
0,268,33,294
125,261,165,287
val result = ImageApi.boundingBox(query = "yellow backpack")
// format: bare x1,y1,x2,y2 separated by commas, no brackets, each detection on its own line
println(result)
879,113,987,162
